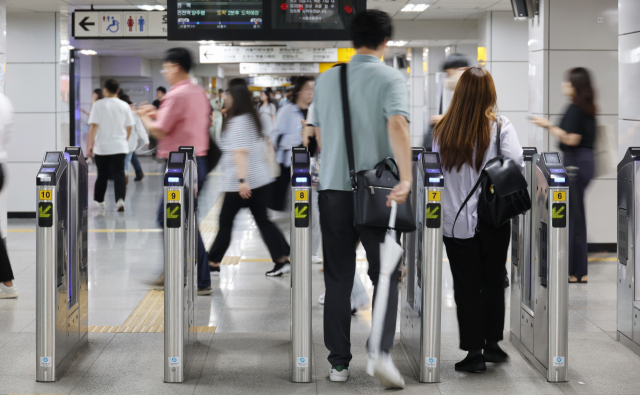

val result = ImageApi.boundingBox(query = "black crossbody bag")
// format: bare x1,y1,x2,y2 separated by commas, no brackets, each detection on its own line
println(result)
339,64,416,232
452,116,531,240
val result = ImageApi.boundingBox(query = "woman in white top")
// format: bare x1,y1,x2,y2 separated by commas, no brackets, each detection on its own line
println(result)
257,91,276,138
433,67,524,373
207,79,291,277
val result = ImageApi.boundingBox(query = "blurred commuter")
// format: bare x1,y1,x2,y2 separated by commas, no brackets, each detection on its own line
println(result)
266,87,279,111
0,92,17,299
433,67,523,372
81,89,103,154
269,77,314,212
275,89,283,104
88,78,133,212
302,102,322,263
282,89,292,107
119,94,149,183
312,10,411,387
152,86,166,109
257,91,277,138
207,79,291,277
424,53,470,150
137,47,213,294
531,67,596,284
210,88,225,141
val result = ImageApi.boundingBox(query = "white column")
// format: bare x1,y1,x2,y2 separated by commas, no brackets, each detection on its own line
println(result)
528,0,618,244
6,12,69,213
0,0,6,236
479,11,529,145
426,46,445,120
409,47,424,147
619,0,640,157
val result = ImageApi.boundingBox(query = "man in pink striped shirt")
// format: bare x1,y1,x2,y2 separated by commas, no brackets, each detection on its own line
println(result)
138,47,213,295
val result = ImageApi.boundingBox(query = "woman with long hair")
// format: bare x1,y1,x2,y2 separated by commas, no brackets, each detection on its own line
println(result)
257,90,276,137
207,79,291,276
433,67,524,372
531,67,596,283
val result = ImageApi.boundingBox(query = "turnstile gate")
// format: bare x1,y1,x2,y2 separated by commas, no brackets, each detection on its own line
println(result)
510,148,539,346
617,147,640,356
290,147,312,383
400,149,444,383
36,148,89,382
510,152,569,382
163,150,197,383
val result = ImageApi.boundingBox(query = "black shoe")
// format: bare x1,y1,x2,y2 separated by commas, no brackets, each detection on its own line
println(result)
483,343,509,363
351,307,358,315
210,264,220,276
134,172,144,181
454,354,486,373
266,261,291,277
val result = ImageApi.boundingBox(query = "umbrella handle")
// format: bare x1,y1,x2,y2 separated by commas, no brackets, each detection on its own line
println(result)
388,200,397,229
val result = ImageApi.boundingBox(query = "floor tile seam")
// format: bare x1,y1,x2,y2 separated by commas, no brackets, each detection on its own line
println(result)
0,331,20,352
68,330,119,395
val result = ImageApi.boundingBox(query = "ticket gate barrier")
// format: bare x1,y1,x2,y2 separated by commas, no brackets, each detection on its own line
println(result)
510,148,539,345
400,149,444,383
36,148,89,382
510,152,569,382
290,147,312,383
164,150,197,383
617,147,640,356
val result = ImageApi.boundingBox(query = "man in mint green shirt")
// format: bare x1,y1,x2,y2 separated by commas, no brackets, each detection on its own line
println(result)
312,10,412,389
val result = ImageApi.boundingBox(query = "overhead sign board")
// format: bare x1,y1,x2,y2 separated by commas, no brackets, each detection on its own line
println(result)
72,10,167,39
200,46,337,64
168,0,365,41
240,63,319,74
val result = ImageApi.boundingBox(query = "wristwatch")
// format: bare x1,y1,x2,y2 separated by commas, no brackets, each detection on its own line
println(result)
238,178,246,183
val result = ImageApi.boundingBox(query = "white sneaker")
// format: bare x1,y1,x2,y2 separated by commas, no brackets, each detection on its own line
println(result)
312,255,323,264
371,354,405,389
93,200,105,209
319,293,325,305
116,199,125,212
329,365,350,382
0,283,18,299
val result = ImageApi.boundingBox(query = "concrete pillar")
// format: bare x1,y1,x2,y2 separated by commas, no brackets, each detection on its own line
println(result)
426,46,445,120
6,12,70,213
528,0,618,244
409,47,424,147
618,0,640,156
478,11,529,145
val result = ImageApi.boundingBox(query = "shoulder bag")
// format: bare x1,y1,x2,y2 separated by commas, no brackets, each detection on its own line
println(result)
452,116,531,240
339,64,416,232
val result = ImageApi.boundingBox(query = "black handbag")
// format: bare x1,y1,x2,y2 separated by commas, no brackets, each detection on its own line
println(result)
452,116,531,239
339,64,416,232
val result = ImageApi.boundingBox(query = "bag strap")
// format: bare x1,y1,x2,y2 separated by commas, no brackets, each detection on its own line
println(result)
340,64,357,190
451,114,502,242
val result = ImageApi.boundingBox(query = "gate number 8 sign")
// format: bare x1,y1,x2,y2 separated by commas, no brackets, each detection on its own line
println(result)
167,190,180,201
296,191,307,201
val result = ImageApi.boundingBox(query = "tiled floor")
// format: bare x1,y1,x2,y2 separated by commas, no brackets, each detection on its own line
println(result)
0,157,638,394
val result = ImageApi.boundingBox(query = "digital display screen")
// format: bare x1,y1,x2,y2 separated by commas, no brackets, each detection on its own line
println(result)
168,177,181,183
170,153,185,163
176,0,263,31
544,153,561,164
44,153,60,163
40,168,56,173
294,152,308,164
272,0,355,30
428,178,441,183
426,169,440,173
424,154,439,164
296,177,308,183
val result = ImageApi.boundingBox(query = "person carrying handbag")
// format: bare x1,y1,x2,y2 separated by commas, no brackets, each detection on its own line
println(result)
433,67,525,373
311,10,412,389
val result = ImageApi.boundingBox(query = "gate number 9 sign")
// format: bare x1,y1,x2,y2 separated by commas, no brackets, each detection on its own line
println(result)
167,190,180,201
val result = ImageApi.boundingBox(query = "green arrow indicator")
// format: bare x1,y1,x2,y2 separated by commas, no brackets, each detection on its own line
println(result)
39,205,52,218
426,206,440,219
167,206,180,219
295,205,308,219
552,206,565,219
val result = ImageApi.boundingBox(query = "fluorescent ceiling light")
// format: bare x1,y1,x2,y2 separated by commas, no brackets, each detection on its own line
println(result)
138,5,154,11
388,41,407,47
401,4,430,12
79,50,97,55
155,5,165,10
199,40,216,45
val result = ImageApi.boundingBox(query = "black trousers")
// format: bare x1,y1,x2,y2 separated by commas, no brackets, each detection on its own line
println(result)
565,148,594,277
208,184,290,263
94,153,126,203
0,165,13,283
443,220,511,351
319,190,401,367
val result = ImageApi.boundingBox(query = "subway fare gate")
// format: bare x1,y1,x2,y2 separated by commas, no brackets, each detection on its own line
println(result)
510,152,569,382
617,147,640,356
290,147,313,383
400,149,444,383
36,148,89,382
163,150,197,383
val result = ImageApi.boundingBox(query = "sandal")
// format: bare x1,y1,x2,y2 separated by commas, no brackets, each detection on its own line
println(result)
578,275,588,283
569,275,578,283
